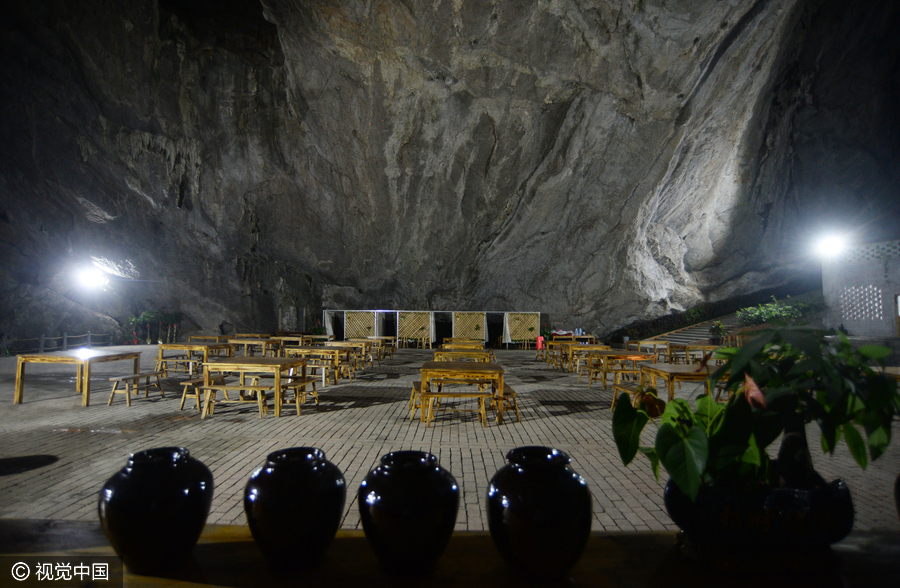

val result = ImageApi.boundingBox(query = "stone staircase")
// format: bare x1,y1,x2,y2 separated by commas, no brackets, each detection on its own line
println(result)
651,314,741,346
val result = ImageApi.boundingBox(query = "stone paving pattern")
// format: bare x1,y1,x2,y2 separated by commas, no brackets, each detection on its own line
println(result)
1,346,898,533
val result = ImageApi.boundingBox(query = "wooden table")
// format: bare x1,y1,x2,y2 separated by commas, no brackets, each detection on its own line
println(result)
560,343,610,372
271,335,309,351
420,361,505,423
3,519,896,587
203,357,306,418
157,343,232,375
585,350,656,389
284,346,351,385
432,349,493,362
640,363,718,401
13,349,141,406
442,341,485,350
627,340,671,362
228,338,280,357
188,335,231,343
307,335,334,345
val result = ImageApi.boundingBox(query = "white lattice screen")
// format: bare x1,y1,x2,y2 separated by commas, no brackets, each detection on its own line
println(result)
345,311,376,338
840,285,884,321
840,241,900,263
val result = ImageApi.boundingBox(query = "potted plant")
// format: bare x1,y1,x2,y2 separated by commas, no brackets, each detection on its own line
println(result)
613,327,900,566
708,320,727,344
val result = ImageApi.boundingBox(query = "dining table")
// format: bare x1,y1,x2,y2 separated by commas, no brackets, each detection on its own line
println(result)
432,349,493,362
284,346,352,385
561,342,611,372
585,350,657,389
202,356,307,418
640,363,718,401
187,334,231,343
157,342,233,375
13,349,141,407
420,361,506,424
442,341,485,350
228,338,280,357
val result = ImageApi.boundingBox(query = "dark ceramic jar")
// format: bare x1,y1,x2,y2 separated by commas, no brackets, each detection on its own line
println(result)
487,446,592,580
664,477,854,551
358,451,459,577
244,448,346,571
98,447,214,576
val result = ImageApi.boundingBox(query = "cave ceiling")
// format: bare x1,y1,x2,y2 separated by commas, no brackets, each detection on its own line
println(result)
1,0,898,338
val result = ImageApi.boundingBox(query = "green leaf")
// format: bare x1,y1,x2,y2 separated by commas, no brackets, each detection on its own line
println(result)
613,392,649,466
638,446,661,481
660,399,696,429
841,423,868,469
752,408,784,450
864,423,890,461
858,344,892,361
656,423,708,501
694,395,724,430
707,393,753,474
741,434,761,468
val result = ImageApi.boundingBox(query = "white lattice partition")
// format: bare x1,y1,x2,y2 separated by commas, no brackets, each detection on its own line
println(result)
506,312,539,343
345,311,376,339
453,312,486,340
399,311,432,341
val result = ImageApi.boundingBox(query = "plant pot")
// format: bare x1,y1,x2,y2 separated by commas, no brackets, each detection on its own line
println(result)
664,477,853,568
244,448,346,572
98,447,214,575
358,451,458,578
895,472,900,521
486,446,592,580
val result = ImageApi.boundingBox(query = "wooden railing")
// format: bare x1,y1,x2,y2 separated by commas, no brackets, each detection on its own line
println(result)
0,332,112,355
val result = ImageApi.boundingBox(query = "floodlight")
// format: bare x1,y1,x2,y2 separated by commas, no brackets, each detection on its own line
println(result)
77,267,110,289
813,234,847,259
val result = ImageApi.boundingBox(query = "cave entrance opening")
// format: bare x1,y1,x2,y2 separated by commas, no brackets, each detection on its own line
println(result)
434,312,453,345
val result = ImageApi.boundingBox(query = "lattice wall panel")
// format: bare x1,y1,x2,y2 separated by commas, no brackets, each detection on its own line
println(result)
840,241,900,263
840,285,884,321
399,312,431,339
454,312,485,340
508,313,539,341
345,311,375,339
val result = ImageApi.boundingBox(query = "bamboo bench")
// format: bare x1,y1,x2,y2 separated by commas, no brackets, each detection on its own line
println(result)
107,371,165,406
423,388,492,427
200,385,271,419
493,384,520,423
156,355,201,377
179,375,225,411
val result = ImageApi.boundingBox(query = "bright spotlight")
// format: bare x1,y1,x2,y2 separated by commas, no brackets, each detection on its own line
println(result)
77,267,110,289
813,234,847,259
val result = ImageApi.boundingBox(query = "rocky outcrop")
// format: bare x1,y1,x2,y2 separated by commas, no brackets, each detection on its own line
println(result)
1,0,898,339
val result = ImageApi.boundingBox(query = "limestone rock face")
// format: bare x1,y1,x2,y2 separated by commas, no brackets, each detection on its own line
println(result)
0,0,898,338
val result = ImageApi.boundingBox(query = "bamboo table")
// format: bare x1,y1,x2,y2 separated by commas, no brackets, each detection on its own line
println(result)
442,340,485,350
284,346,351,385
228,338,280,357
585,350,656,389
640,363,718,401
202,356,306,418
13,349,141,406
420,361,505,423
187,335,231,343
432,350,493,362
157,343,232,375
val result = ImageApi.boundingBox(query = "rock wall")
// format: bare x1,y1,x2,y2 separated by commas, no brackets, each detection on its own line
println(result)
0,0,898,339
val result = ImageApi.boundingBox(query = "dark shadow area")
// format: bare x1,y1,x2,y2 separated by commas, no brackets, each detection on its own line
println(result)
536,400,609,415
0,455,59,476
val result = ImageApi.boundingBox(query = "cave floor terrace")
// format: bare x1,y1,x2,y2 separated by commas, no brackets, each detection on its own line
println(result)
1,345,898,533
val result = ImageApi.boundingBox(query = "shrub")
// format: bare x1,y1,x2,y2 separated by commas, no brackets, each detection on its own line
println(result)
736,295,821,326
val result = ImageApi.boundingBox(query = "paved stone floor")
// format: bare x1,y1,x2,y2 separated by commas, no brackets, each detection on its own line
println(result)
1,346,898,533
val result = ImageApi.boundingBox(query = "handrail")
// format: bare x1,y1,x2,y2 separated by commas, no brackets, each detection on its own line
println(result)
0,332,112,355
